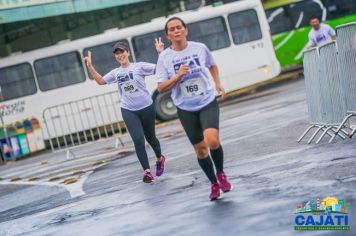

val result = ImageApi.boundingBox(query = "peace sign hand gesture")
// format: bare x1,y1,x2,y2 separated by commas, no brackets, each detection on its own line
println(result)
155,37,165,54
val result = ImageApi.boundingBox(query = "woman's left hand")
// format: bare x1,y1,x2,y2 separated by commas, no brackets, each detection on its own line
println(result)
216,83,226,100
155,37,165,54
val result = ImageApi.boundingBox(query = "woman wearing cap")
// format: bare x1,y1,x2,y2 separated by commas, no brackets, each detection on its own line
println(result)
155,17,232,200
84,42,166,184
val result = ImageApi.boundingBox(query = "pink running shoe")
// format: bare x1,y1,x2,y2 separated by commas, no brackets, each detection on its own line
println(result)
143,172,154,183
156,155,166,176
217,172,232,192
210,183,221,200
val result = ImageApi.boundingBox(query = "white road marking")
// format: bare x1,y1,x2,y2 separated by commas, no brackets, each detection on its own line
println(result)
0,164,105,198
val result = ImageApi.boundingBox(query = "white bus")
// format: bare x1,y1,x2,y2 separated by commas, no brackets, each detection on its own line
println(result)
0,0,280,143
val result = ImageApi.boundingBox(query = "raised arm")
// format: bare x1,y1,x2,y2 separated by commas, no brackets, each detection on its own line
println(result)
83,51,106,85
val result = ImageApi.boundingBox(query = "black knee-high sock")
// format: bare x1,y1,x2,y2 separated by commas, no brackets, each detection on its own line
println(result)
210,145,224,174
198,157,217,184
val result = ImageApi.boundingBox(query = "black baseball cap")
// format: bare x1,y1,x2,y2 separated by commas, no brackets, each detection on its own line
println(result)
113,42,128,53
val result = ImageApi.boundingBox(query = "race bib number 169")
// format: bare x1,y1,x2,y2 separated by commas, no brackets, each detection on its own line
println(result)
180,78,205,98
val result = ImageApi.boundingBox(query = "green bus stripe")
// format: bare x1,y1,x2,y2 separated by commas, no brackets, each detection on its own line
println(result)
272,15,356,69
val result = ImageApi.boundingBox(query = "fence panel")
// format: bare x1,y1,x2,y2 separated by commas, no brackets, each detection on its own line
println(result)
336,23,356,112
303,48,323,124
43,91,124,152
319,42,347,124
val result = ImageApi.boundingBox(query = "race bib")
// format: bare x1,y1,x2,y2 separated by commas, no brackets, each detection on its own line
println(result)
121,80,140,96
180,77,206,98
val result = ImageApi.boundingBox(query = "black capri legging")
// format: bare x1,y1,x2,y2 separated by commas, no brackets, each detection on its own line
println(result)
177,98,220,145
121,104,162,170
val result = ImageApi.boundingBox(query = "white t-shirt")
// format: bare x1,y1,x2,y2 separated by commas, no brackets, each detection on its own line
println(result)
155,41,216,112
308,23,336,47
103,62,155,111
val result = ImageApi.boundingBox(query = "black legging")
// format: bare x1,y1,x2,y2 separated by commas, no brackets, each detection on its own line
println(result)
121,104,162,170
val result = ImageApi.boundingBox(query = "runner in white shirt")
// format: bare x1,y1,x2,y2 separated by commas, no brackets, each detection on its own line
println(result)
84,42,166,184
307,15,336,48
155,17,232,201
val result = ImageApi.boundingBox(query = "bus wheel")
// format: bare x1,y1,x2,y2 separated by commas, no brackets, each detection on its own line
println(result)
153,91,177,121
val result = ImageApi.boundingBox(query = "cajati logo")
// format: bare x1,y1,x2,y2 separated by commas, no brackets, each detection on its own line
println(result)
294,197,351,231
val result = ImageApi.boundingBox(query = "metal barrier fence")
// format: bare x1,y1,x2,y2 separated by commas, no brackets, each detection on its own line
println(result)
329,23,356,142
302,48,323,125
319,42,347,125
298,44,347,144
42,91,125,155
298,22,356,144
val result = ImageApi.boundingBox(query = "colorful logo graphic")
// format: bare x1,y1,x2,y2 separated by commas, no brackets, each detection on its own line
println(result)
294,197,351,231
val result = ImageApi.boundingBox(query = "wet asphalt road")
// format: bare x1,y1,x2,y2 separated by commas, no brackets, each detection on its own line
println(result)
0,78,355,236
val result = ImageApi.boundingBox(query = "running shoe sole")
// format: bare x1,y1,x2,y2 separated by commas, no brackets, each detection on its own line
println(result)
221,184,233,193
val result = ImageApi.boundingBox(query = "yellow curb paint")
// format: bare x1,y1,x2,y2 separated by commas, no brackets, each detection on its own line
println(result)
161,133,174,139
72,170,86,175
49,176,61,182
10,177,21,182
224,70,302,100
64,178,78,185
117,149,134,155
156,123,167,128
28,177,40,181
93,160,106,166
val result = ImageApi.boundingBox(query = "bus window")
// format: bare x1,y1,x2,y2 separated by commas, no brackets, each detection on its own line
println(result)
228,10,262,45
132,30,168,63
286,1,323,29
324,0,356,20
265,0,356,35
266,7,294,35
187,17,230,51
0,63,37,102
83,40,132,79
34,52,86,91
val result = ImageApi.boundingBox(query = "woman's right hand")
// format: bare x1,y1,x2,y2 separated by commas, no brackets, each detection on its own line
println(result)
157,65,190,93
83,51,92,67
177,64,190,78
